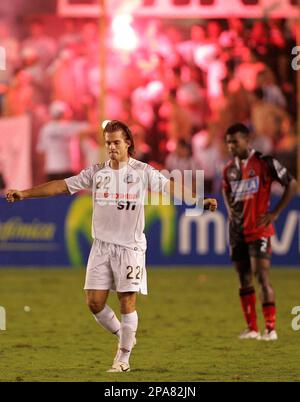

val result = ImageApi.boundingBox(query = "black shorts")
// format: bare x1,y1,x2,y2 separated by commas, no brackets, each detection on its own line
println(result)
230,238,272,261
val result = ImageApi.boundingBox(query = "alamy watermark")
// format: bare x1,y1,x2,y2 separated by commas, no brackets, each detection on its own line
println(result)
0,46,6,71
291,306,300,331
0,306,6,331
291,46,300,71
94,167,205,217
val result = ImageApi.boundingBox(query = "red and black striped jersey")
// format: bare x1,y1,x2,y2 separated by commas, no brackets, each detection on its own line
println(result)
222,150,293,243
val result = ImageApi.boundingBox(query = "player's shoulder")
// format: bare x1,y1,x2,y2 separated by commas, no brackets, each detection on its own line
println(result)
255,151,271,161
82,162,106,176
95,162,107,170
255,151,276,166
91,162,106,170
254,152,288,179
129,158,150,171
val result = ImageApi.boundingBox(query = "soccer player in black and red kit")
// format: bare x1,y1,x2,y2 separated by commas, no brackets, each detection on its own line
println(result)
222,123,297,341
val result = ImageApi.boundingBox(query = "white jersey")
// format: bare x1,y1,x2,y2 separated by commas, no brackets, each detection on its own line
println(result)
65,158,169,251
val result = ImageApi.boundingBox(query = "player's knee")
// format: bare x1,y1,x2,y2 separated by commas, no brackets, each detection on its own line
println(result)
87,298,106,314
119,294,136,314
255,270,264,284
240,277,252,288
259,280,273,295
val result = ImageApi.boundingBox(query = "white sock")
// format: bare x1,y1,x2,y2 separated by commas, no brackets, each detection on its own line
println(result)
119,311,138,365
93,305,121,338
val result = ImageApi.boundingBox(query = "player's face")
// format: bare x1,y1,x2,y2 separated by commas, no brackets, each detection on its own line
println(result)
226,132,249,159
105,130,130,162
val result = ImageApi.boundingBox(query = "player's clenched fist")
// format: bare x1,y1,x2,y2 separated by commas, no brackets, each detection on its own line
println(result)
204,198,218,212
6,190,24,203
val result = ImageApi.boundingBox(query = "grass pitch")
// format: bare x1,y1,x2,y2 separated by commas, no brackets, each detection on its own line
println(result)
0,267,300,382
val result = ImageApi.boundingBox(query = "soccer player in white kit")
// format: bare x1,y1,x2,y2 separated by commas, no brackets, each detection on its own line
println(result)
7,120,217,373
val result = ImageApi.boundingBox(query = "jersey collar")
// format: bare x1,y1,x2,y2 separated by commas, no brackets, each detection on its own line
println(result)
107,157,132,170
235,149,255,169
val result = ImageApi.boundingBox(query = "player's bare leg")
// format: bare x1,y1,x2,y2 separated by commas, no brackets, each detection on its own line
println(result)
235,259,253,289
86,290,121,338
235,260,260,339
252,257,277,340
251,257,275,303
107,292,138,372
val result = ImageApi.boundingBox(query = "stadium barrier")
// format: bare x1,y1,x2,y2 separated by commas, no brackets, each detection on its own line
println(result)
0,195,299,267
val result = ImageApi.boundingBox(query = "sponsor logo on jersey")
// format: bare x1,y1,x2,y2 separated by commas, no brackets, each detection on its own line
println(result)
96,192,139,205
230,176,260,200
124,174,134,184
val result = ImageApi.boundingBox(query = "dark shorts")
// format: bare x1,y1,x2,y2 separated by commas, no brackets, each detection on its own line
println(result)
230,238,272,261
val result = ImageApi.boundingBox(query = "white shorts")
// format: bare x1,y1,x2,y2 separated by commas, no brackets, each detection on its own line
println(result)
84,240,148,295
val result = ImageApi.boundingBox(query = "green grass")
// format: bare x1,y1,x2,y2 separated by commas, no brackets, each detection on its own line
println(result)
0,267,300,382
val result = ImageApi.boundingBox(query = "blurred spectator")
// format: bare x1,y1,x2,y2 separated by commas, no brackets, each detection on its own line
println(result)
235,47,265,92
220,18,245,48
0,20,20,113
0,20,19,85
21,47,48,103
80,129,101,168
274,116,297,179
4,68,36,116
207,21,222,45
132,74,166,130
207,49,227,100
248,21,268,56
178,24,207,64
256,69,286,109
159,89,193,148
37,101,89,181
80,106,108,167
212,78,236,130
131,124,151,164
59,19,81,50
250,88,288,153
48,48,81,115
22,19,57,68
165,139,197,175
80,21,99,56
192,125,222,194
174,65,209,131
156,26,183,67
268,20,288,85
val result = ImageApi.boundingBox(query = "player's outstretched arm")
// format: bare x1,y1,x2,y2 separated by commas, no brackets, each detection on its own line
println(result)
6,180,69,203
